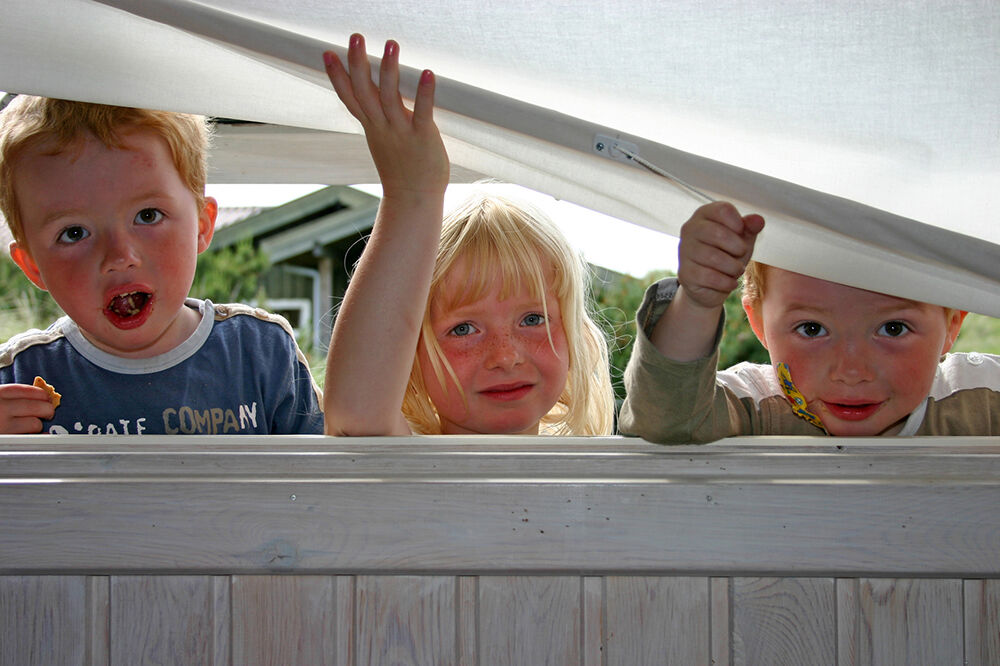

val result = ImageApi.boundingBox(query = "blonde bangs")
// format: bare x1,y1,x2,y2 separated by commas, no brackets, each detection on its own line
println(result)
402,190,615,436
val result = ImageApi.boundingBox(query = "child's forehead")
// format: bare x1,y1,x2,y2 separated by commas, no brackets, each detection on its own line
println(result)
764,267,944,316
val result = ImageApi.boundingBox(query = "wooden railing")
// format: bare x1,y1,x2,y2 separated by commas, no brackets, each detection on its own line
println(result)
2,435,999,664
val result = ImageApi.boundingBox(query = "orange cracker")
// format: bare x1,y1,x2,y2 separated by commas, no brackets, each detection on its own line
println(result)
33,376,61,408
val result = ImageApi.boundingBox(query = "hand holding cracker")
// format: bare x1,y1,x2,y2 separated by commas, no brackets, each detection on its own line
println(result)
0,377,60,433
33,376,61,408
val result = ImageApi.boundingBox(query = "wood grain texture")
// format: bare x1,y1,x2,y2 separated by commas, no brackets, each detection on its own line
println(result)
604,576,710,665
231,575,337,666
478,576,580,665
1,437,998,664
458,576,478,666
0,576,87,665
711,577,730,666
110,576,216,665
355,575,456,666
582,576,604,666
837,578,859,666
856,578,963,665
965,579,1000,666
732,577,835,665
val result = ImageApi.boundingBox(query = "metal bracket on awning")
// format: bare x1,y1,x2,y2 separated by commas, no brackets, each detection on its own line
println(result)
593,133,714,204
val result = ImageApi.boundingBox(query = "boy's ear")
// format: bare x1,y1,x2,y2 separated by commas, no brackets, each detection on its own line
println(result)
742,294,769,350
197,196,218,253
942,309,968,354
8,241,48,291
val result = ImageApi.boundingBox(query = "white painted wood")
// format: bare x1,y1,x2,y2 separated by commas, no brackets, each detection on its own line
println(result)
1,436,998,664
336,575,356,666
3,437,1000,575
582,576,604,666
731,577,835,665
231,575,338,666
836,578,859,666
604,576,710,665
109,576,216,664
212,576,231,666
457,576,478,666
355,575,456,666
86,576,109,666
711,577,730,666
0,576,87,665
478,576,580,665
856,579,963,665
965,579,1000,666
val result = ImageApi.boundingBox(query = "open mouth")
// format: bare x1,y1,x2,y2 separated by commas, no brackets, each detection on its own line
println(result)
105,290,152,327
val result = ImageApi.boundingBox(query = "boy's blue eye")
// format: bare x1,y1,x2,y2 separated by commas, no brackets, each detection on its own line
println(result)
57,226,90,244
794,321,827,338
134,208,164,225
878,321,910,337
449,322,479,337
521,313,545,327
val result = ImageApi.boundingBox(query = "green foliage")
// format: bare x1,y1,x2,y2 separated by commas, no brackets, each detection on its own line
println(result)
590,269,769,402
953,313,1000,355
191,238,270,304
0,259,64,341
719,288,769,368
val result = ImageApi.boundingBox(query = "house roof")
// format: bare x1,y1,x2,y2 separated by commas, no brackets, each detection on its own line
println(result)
209,185,378,264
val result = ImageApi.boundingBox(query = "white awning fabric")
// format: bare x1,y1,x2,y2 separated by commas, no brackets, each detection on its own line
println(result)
3,0,999,314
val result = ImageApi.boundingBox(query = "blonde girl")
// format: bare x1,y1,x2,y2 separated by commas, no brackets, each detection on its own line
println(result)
323,34,613,436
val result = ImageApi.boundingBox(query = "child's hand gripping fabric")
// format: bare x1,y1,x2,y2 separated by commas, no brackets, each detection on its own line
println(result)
650,202,765,362
322,35,450,436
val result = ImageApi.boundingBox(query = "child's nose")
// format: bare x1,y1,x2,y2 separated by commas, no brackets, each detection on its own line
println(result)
484,331,524,370
829,340,875,383
100,231,140,272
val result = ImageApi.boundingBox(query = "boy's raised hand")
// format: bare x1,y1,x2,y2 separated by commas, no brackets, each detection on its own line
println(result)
677,202,765,309
650,202,765,362
323,34,449,200
0,383,55,434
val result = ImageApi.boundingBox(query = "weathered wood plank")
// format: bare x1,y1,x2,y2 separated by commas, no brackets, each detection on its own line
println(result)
731,577,835,665
4,438,1000,575
855,578,963,665
0,576,87,665
3,480,999,575
478,576,580,665
836,578,859,666
582,576,604,666
355,575,456,666
604,576,710,666
457,576,478,666
965,579,1000,666
711,577,730,666
86,575,109,666
212,576,230,666
110,575,216,665
231,575,337,666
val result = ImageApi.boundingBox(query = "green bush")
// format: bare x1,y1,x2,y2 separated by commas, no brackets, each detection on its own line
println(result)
590,270,768,403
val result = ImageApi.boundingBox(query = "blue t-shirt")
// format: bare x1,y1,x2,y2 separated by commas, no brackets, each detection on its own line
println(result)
0,299,324,435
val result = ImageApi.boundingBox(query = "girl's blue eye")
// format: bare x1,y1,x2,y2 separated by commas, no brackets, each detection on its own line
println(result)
794,321,827,338
878,321,910,337
57,226,90,244
134,208,164,225
449,322,478,337
521,313,545,327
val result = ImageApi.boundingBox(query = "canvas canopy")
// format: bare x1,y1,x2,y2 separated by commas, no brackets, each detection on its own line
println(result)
3,0,999,315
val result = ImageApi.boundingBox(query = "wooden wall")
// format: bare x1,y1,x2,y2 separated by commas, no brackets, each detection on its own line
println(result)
2,436,999,664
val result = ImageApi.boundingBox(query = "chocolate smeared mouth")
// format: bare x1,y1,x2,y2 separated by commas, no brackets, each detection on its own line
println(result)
107,291,151,318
